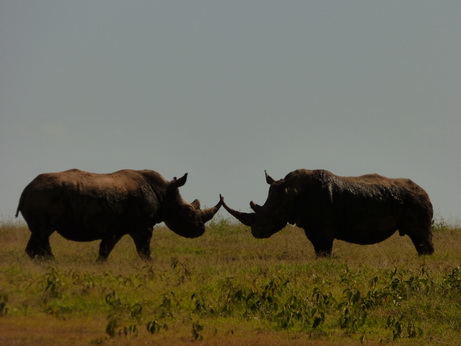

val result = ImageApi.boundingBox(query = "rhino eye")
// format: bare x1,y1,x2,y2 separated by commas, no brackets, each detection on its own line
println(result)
184,207,196,218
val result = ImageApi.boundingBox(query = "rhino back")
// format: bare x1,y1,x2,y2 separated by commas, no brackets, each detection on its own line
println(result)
325,173,431,242
18,169,167,240
294,170,431,243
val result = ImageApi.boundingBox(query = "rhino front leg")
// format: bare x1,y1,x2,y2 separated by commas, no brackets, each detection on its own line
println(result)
97,235,122,262
303,228,334,257
130,228,153,261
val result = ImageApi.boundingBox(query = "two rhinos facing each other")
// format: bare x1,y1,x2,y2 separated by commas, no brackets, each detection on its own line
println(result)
16,168,434,261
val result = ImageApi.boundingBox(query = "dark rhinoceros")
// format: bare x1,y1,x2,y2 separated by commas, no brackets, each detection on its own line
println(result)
221,169,434,257
16,169,221,261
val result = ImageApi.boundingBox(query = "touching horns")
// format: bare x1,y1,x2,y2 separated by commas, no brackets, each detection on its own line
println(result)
201,199,222,223
220,195,256,227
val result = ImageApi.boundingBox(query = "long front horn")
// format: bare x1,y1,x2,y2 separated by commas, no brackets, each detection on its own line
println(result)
201,199,222,223
220,195,255,227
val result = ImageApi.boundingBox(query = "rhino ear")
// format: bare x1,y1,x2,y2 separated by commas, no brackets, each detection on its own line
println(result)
191,199,201,209
171,173,188,189
265,170,275,185
250,201,262,212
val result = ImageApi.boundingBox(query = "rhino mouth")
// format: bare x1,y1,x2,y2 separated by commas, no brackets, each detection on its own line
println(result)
163,217,206,238
251,226,279,239
251,228,272,239
184,226,206,238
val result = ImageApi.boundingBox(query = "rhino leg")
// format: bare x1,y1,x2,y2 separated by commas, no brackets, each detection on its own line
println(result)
97,235,123,262
25,229,54,260
312,240,334,257
130,228,153,261
303,228,334,257
405,227,434,255
400,213,434,256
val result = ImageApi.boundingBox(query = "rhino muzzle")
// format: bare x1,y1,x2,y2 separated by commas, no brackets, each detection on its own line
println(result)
251,227,272,239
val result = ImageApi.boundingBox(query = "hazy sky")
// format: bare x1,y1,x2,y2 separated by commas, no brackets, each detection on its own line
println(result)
1,1,460,224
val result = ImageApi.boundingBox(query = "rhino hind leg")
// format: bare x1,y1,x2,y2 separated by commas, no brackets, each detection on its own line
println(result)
25,232,54,260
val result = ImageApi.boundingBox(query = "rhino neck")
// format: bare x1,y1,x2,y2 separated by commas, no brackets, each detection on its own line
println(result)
285,190,304,226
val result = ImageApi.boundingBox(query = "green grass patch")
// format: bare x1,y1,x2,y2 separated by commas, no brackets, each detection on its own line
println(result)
0,220,460,344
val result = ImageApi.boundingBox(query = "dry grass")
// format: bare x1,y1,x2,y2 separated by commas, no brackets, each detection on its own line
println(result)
0,219,460,345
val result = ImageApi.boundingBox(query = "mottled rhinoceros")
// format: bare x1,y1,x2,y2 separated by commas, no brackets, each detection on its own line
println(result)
16,169,221,261
221,169,434,256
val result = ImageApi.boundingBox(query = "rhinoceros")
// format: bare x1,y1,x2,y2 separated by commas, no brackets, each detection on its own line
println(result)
221,169,434,256
16,169,221,261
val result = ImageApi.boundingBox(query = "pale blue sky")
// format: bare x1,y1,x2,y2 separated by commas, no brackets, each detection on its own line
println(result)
1,1,460,223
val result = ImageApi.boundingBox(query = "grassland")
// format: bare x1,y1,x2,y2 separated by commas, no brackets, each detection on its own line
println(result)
0,218,460,345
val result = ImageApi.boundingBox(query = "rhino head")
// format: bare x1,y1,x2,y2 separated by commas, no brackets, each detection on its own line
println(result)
163,174,222,238
221,171,294,238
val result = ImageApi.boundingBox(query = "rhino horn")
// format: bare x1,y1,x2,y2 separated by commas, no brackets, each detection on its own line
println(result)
220,195,255,227
201,198,222,222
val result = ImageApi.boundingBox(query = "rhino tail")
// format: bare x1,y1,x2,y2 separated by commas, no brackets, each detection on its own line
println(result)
15,191,25,218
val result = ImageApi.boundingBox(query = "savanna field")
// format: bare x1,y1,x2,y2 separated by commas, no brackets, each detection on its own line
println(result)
0,218,460,345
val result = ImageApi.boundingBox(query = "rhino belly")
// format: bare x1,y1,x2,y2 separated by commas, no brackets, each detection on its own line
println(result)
57,228,104,242
56,220,117,242
336,217,399,245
